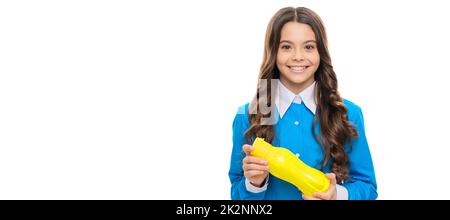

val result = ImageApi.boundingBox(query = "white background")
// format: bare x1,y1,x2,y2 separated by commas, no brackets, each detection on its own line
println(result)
1,0,449,199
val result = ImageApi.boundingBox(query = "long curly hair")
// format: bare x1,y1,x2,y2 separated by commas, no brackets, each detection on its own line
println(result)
244,7,358,182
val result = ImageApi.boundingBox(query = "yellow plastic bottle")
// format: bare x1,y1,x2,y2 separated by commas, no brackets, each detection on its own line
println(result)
251,137,330,196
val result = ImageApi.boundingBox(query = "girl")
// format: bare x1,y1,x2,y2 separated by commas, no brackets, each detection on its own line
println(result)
229,7,377,200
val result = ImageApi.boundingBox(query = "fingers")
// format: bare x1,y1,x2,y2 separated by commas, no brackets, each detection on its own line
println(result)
312,192,329,200
242,156,269,178
302,193,320,200
310,174,337,200
242,144,253,155
243,156,268,165
242,144,268,164
302,174,338,200
243,163,269,172
325,173,337,185
242,144,269,181
244,170,266,178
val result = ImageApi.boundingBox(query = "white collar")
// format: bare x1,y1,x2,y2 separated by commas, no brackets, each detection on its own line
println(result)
275,79,317,118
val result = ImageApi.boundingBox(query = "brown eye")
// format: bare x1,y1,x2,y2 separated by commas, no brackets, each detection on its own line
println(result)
305,44,315,50
281,45,291,50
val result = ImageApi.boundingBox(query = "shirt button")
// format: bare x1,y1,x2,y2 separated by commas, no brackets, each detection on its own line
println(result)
294,121,299,126
295,153,300,157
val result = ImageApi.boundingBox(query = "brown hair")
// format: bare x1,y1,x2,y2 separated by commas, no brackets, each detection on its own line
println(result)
244,7,358,182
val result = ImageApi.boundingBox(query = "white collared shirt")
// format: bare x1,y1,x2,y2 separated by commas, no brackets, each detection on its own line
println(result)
275,79,317,118
245,79,348,200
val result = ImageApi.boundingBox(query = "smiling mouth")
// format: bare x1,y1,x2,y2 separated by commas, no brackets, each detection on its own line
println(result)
288,65,309,73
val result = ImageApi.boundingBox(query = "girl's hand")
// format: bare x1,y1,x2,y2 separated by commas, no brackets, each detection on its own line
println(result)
242,144,269,187
302,173,337,200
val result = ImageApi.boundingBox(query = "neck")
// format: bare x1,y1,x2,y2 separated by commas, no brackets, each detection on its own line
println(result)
279,77,315,94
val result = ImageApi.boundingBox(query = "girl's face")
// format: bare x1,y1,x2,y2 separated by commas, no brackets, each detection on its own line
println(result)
276,22,320,93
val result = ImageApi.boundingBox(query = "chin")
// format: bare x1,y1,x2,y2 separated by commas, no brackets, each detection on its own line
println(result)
285,74,313,84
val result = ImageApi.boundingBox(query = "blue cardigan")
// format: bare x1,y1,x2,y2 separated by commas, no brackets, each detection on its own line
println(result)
229,99,378,200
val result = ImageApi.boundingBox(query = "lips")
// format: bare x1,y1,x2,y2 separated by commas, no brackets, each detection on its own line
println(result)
288,65,309,73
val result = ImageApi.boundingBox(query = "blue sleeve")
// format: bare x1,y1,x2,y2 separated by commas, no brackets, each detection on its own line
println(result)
343,105,378,200
228,104,267,200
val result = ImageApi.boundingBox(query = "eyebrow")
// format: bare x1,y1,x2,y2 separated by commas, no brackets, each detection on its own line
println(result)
279,40,317,45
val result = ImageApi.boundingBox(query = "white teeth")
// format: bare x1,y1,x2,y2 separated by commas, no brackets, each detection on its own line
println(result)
289,66,307,72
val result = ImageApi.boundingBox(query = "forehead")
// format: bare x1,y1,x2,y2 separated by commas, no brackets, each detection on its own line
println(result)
280,22,316,42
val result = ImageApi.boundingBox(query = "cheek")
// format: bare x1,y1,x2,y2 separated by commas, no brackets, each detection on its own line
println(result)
276,53,289,67
275,55,283,69
309,52,321,67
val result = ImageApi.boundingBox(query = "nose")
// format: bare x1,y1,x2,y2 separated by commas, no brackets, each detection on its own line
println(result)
292,48,304,61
